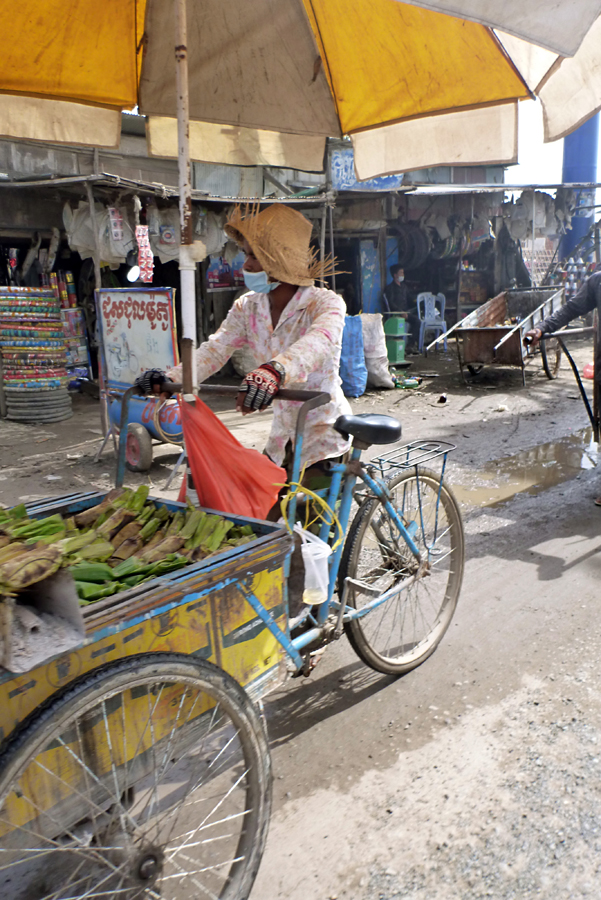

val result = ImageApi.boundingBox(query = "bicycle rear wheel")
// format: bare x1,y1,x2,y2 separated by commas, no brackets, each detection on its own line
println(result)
0,654,271,900
339,468,464,675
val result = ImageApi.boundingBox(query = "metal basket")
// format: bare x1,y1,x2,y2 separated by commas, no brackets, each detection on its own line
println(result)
369,440,456,481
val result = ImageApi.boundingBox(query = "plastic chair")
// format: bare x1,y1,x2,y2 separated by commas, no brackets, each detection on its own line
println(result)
417,292,447,352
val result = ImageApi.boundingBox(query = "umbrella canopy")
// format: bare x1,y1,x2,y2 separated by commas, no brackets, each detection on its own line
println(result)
3,0,598,177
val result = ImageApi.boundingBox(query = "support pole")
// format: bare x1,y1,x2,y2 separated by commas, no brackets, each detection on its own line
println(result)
85,181,109,435
319,204,327,287
329,204,336,293
175,0,196,395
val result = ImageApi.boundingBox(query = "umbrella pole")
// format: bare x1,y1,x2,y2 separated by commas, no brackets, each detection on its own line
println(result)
175,0,195,395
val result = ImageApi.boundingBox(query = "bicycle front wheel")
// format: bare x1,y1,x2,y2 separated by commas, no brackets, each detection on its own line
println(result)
0,654,271,900
339,468,464,675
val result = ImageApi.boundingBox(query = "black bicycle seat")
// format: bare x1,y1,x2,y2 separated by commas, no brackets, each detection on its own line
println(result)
334,414,402,445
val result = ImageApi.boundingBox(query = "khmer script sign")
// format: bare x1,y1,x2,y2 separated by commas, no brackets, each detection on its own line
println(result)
96,288,178,389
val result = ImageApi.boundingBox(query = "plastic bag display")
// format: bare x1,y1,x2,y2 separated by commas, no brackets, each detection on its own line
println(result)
361,313,395,389
340,315,367,398
293,525,331,606
180,397,286,519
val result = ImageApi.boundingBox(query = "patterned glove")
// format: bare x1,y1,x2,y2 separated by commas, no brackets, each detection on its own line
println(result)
134,369,170,395
240,361,285,410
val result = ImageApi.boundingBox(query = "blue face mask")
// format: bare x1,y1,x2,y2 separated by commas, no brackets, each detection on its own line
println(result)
243,269,280,293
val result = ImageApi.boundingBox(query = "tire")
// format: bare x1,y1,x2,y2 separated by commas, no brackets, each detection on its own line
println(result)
339,468,464,675
541,337,562,379
7,410,73,423
126,423,153,472
0,653,272,900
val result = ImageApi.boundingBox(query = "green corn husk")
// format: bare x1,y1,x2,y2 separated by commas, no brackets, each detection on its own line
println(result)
74,541,114,562
128,485,150,513
112,556,149,579
65,516,77,533
122,573,148,588
146,554,188,577
186,513,219,549
1,545,63,591
60,530,98,555
73,489,126,528
9,504,28,520
0,542,27,564
136,505,154,525
70,562,116,584
75,581,120,602
141,527,166,553
179,509,205,541
112,522,142,551
154,504,170,523
202,518,234,553
97,508,136,540
239,524,255,536
138,535,185,563
25,528,67,546
109,537,143,563
0,536,9,550
10,514,64,540
139,517,162,543
165,511,184,537
112,488,133,508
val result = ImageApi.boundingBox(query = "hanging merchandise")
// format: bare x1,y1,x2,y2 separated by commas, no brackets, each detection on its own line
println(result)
0,286,72,422
135,225,154,283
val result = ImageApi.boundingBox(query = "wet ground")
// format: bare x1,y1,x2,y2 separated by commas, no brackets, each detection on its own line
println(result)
0,337,599,899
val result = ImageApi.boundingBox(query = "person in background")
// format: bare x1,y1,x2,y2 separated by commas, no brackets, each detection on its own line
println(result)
382,264,419,351
524,270,601,506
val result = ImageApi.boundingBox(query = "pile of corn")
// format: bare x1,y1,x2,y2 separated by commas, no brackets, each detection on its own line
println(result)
0,486,256,604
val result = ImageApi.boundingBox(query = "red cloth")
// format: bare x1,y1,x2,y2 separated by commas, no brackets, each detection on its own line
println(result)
179,396,287,520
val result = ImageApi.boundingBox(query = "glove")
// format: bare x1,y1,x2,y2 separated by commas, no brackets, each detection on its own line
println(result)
134,369,170,395
239,361,284,411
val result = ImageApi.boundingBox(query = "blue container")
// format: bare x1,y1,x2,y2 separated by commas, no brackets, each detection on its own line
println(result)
109,395,183,443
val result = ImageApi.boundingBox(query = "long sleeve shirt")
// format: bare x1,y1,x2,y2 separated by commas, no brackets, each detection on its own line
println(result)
167,285,352,468
540,273,601,349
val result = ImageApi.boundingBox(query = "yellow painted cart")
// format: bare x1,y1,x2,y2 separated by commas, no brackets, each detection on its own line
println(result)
0,489,291,900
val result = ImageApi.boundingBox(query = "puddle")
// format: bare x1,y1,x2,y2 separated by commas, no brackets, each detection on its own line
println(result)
454,428,598,509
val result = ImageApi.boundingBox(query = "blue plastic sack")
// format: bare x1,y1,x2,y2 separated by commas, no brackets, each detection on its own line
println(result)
339,315,367,398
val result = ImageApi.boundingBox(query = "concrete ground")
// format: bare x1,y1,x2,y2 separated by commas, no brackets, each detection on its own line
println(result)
0,339,599,899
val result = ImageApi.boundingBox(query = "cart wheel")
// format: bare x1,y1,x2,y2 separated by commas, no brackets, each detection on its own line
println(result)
126,422,153,471
541,337,562,379
0,653,272,900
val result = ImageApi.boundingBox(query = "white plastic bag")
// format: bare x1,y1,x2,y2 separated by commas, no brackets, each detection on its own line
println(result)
293,524,332,606
360,313,395,389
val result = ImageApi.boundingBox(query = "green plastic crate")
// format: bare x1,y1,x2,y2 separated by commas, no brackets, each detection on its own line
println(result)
386,336,406,364
383,315,407,337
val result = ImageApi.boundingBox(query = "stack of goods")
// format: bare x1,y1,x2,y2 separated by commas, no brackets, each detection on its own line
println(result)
0,286,72,423
0,487,257,605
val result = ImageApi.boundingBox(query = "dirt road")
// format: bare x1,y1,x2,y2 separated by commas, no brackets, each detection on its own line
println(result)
0,342,599,899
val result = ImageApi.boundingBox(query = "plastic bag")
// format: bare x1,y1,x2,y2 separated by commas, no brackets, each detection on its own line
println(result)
293,524,331,606
180,396,287,519
361,313,395,389
340,315,367,398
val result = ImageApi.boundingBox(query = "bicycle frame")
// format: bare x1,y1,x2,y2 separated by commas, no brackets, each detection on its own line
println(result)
126,383,447,673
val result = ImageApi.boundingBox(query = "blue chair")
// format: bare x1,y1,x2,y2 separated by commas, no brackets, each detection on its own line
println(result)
417,292,447,353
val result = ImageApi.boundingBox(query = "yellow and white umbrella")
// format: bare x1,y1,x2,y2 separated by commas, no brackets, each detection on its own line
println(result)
2,0,601,385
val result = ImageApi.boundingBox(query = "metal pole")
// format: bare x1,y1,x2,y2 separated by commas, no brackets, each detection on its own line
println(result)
85,181,109,435
531,191,536,286
329,204,336,293
319,204,327,287
175,0,196,395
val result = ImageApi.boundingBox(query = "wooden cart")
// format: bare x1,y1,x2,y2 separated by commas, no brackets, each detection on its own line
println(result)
431,288,566,386
0,489,292,900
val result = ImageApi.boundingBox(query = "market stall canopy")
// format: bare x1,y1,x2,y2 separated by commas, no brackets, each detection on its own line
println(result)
1,0,601,177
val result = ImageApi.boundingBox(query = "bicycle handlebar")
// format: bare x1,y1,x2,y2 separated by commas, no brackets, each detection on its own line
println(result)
160,383,330,405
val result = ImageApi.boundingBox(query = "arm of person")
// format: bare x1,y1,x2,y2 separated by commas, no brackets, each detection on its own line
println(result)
271,291,346,385
524,275,599,345
166,296,248,383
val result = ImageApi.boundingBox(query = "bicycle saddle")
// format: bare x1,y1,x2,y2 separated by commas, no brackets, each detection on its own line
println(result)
334,413,402,445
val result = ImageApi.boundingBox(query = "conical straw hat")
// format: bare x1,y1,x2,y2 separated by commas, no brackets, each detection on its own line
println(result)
225,203,336,287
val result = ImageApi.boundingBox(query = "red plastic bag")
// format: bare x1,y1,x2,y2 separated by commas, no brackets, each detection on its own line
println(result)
179,396,287,519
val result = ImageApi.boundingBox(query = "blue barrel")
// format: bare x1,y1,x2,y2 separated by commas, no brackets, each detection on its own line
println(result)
109,395,183,443
560,114,599,260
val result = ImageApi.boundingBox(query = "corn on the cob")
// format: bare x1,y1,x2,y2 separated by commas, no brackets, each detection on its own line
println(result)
109,536,143,562
0,545,63,591
60,530,98,555
111,522,142,551
74,541,114,562
138,535,185,563
179,509,205,541
165,511,184,537
138,517,162,543
96,508,136,540
128,485,149,513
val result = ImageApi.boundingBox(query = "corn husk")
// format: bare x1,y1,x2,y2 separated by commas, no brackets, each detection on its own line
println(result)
0,545,63,591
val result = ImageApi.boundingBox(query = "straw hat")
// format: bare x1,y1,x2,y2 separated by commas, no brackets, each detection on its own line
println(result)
225,203,335,287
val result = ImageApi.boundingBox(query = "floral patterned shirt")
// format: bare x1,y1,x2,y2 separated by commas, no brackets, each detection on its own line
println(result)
167,286,352,468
